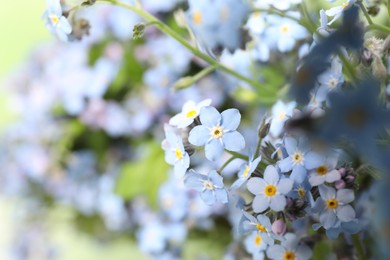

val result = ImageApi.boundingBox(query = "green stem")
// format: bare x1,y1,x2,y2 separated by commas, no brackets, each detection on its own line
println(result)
218,156,237,173
352,234,366,260
388,0,390,19
357,0,373,25
192,65,217,82
367,23,390,35
226,151,248,161
97,0,276,99
337,50,357,83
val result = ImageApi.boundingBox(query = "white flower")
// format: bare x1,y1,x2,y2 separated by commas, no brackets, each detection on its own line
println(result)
169,99,211,128
270,100,296,137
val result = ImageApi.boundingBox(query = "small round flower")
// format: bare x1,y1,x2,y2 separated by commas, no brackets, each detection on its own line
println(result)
231,153,262,190
240,211,279,245
266,233,312,260
312,185,356,229
269,100,296,137
247,165,293,213
308,155,341,186
162,124,190,178
188,106,245,161
184,169,228,205
244,231,267,260
42,0,72,41
169,99,212,128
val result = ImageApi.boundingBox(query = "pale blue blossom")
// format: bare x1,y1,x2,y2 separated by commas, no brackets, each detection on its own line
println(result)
240,211,280,245
184,169,228,205
269,100,296,137
247,165,293,213
312,185,356,229
244,232,267,260
278,137,322,183
169,99,212,128
42,0,72,41
308,154,341,186
325,0,356,25
231,153,261,190
188,107,245,161
162,125,190,178
266,233,312,260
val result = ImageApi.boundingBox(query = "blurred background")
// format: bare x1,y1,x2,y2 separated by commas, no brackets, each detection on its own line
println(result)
0,2,145,259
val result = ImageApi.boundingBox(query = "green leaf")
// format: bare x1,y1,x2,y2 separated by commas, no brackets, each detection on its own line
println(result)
115,141,168,208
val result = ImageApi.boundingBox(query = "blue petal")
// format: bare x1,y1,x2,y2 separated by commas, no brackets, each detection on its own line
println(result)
320,209,337,229
336,205,355,222
209,170,224,187
247,177,266,195
277,178,293,194
188,125,210,146
205,139,224,161
199,106,221,128
270,195,286,212
215,189,229,204
264,165,279,184
318,185,336,200
290,165,307,183
222,131,245,151
221,108,241,130
201,190,216,205
304,152,323,170
336,189,354,204
284,137,297,155
266,245,284,259
279,157,293,172
252,195,269,213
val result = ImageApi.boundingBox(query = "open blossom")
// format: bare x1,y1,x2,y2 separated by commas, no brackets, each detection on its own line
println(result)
240,211,280,245
247,165,293,213
308,155,341,186
267,233,312,260
325,0,356,25
269,100,296,137
162,124,190,178
188,106,245,161
230,153,261,190
169,99,211,128
312,185,356,229
42,0,72,41
184,169,228,205
244,231,267,260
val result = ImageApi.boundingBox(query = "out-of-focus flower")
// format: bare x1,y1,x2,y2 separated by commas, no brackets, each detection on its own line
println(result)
42,0,72,41
169,99,212,128
266,233,312,260
269,100,296,137
231,153,261,190
244,232,267,260
308,155,340,186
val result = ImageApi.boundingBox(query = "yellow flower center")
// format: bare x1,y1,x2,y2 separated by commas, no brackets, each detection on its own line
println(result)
292,152,304,165
211,126,224,139
175,148,183,160
278,112,286,121
256,224,267,232
243,165,250,178
255,235,262,246
316,165,328,175
327,198,339,209
186,110,197,118
297,187,306,198
284,251,296,260
341,1,349,9
203,180,214,190
280,25,289,34
328,78,338,90
50,14,60,25
264,185,277,197
193,10,203,25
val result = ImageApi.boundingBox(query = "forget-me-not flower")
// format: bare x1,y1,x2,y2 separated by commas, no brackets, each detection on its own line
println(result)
278,137,322,183
325,0,356,25
244,231,267,260
230,153,261,190
240,211,280,245
312,185,356,229
162,124,190,178
266,233,312,260
42,0,72,41
269,100,297,137
308,154,341,186
188,106,245,161
247,165,293,213
169,99,212,128
184,169,228,205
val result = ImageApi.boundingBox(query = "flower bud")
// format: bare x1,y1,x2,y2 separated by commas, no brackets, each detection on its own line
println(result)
272,219,286,236
338,167,346,177
133,23,146,39
345,175,355,183
173,76,194,91
334,180,346,189
372,57,387,81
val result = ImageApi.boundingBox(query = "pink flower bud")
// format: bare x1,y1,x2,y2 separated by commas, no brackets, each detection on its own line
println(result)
334,180,346,189
338,167,346,176
272,219,286,236
345,175,355,183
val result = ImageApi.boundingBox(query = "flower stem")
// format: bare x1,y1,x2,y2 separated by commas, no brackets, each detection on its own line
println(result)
227,151,248,161
352,234,366,260
367,23,390,35
96,0,277,100
357,0,373,25
218,156,238,173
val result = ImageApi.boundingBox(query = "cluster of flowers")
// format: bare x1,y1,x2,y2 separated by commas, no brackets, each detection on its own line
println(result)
1,0,389,258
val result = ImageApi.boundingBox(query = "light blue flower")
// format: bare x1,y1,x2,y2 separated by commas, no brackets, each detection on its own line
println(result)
231,153,261,190
42,0,72,41
137,221,167,254
240,211,280,245
244,232,267,260
162,124,190,178
247,165,293,213
308,154,341,186
158,177,188,221
312,185,356,229
188,106,245,161
269,100,296,137
313,219,360,239
266,233,312,260
278,137,322,184
288,180,315,207
325,0,356,25
184,169,228,205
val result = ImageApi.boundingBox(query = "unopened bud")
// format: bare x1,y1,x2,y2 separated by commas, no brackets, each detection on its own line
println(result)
173,76,194,91
259,123,270,138
345,175,355,183
81,0,96,6
133,23,146,39
272,219,286,236
338,167,346,177
335,180,346,189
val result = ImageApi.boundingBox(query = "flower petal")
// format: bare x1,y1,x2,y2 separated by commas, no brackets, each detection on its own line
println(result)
290,165,307,183
205,139,224,161
336,189,355,204
277,178,293,194
188,125,209,146
221,108,241,130
278,157,293,172
284,137,297,155
222,131,245,151
320,209,337,229
337,205,356,222
252,195,269,213
264,165,280,184
247,177,266,195
199,106,221,128
270,195,286,212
